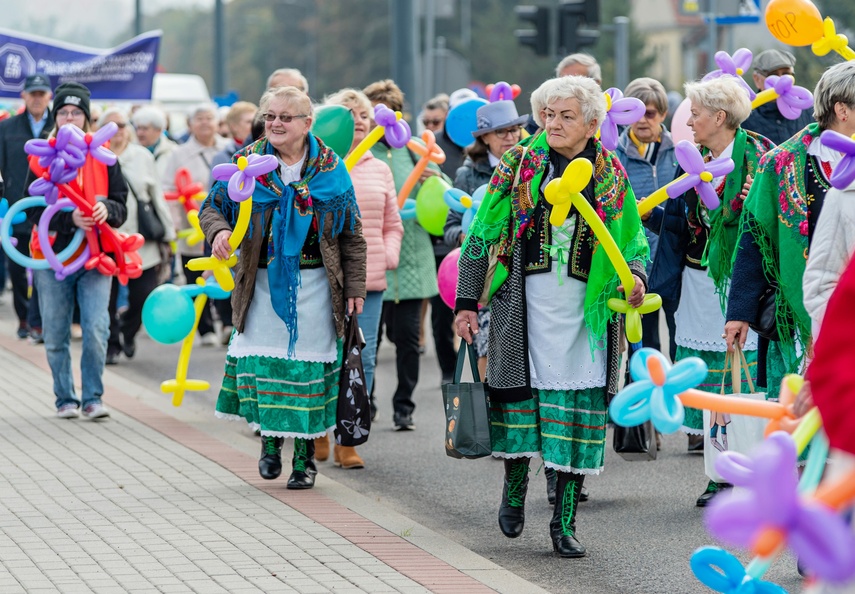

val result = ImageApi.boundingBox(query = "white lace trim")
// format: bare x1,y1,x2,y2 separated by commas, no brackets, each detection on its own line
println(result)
531,378,607,391
227,345,338,363
491,451,541,460
544,462,603,476
214,411,334,440
214,411,244,423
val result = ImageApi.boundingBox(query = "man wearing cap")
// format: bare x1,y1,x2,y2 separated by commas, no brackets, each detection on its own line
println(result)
0,73,54,342
742,49,813,145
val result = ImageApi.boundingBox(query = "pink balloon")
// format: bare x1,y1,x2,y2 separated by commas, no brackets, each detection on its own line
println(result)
437,248,460,309
670,98,694,145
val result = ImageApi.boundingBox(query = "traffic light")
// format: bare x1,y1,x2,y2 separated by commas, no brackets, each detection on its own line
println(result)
514,5,551,57
558,0,600,54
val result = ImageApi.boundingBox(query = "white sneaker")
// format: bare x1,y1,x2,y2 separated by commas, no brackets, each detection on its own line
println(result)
82,402,110,420
201,333,218,347
56,404,80,419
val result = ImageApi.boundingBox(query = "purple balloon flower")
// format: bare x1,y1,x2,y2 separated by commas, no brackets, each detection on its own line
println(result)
83,121,119,166
28,157,78,205
24,124,87,170
690,547,786,594
764,75,813,121
820,130,855,190
703,49,756,101
374,104,411,149
599,88,645,151
706,432,855,583
489,81,513,102
665,141,734,210
212,153,278,203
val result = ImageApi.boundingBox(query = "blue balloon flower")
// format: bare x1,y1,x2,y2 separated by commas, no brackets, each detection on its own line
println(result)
690,547,786,594
609,348,708,434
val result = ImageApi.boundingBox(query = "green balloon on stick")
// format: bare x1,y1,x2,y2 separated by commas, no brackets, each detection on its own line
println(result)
311,105,354,159
415,176,451,236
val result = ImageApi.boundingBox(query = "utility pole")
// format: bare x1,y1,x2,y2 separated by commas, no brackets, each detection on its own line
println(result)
424,0,436,106
214,0,226,96
134,0,142,36
706,0,718,73
390,0,417,116
614,16,630,90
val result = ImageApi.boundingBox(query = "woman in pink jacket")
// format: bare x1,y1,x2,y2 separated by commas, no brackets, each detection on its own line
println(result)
319,89,404,469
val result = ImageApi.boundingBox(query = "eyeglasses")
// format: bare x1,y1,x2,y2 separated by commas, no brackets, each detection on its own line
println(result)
263,113,308,124
422,118,443,127
56,108,84,119
114,122,127,128
642,109,662,120
493,126,522,139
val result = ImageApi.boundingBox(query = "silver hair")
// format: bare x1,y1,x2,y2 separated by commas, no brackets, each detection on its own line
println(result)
555,53,602,83
684,75,752,130
813,61,855,130
259,86,313,117
324,88,372,114
98,106,129,127
531,75,606,129
266,68,309,93
131,105,166,130
189,103,220,122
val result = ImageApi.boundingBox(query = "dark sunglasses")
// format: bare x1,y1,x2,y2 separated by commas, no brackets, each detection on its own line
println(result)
422,118,443,126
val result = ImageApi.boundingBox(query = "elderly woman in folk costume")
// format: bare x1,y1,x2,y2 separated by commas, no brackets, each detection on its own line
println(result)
199,86,367,490
647,75,775,508
455,76,649,558
726,61,855,405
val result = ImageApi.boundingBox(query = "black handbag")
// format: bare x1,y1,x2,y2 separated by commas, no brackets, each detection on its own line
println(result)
129,181,166,242
749,284,779,342
442,344,492,459
335,314,371,447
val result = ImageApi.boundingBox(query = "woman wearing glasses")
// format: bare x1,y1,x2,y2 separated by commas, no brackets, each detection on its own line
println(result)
24,82,129,420
199,86,367,490
455,76,648,558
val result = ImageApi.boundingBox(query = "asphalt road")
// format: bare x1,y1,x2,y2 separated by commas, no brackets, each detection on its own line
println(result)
13,297,803,594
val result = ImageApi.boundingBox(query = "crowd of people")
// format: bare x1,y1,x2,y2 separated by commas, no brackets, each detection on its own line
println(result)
1,46,854,572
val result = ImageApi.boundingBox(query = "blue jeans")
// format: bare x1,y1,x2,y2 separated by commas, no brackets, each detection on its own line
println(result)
360,291,384,394
36,268,111,410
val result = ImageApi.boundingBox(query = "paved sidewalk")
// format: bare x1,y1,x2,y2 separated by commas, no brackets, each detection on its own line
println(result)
0,333,546,593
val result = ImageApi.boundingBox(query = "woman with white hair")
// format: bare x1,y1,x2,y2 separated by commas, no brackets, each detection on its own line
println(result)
98,107,176,364
131,106,176,179
649,75,774,508
726,61,855,403
161,103,228,345
455,75,649,558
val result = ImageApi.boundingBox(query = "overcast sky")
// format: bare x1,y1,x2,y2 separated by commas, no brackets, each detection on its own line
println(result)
5,0,212,47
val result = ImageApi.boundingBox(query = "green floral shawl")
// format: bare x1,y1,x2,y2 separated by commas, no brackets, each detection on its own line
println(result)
462,131,649,344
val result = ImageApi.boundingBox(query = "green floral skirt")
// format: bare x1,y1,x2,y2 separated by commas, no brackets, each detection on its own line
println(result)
489,386,608,474
676,346,758,433
215,349,341,439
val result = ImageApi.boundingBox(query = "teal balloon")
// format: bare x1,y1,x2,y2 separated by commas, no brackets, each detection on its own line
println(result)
142,284,196,344
312,105,354,159
415,176,451,236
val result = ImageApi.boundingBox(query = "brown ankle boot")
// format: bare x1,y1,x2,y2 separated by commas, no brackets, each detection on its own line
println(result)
334,445,365,469
314,434,330,462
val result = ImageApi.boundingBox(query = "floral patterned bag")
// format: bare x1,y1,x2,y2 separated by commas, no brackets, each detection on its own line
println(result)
335,314,370,447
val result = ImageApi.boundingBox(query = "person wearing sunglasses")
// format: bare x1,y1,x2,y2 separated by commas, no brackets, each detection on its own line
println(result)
199,86,366,490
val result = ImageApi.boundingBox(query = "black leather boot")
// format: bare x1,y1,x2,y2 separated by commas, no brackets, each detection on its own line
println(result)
287,438,318,490
498,458,530,538
259,436,284,480
550,472,587,558
545,467,557,505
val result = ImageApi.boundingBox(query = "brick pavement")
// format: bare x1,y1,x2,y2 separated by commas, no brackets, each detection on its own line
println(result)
0,331,539,594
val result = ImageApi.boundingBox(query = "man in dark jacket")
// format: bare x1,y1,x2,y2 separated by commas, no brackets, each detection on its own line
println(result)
742,49,813,145
0,73,54,342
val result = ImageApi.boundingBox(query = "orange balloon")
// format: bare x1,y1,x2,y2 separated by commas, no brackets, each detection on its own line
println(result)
765,0,824,46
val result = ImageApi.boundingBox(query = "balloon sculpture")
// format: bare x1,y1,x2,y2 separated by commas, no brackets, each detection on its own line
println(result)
443,81,518,148
636,140,735,215
750,75,814,119
702,49,756,100
598,88,645,151
142,277,231,406
443,184,486,235
397,130,447,207
413,175,451,235
344,103,411,171
819,130,855,190
185,153,279,292
765,0,855,59
542,158,661,343
7,123,144,285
